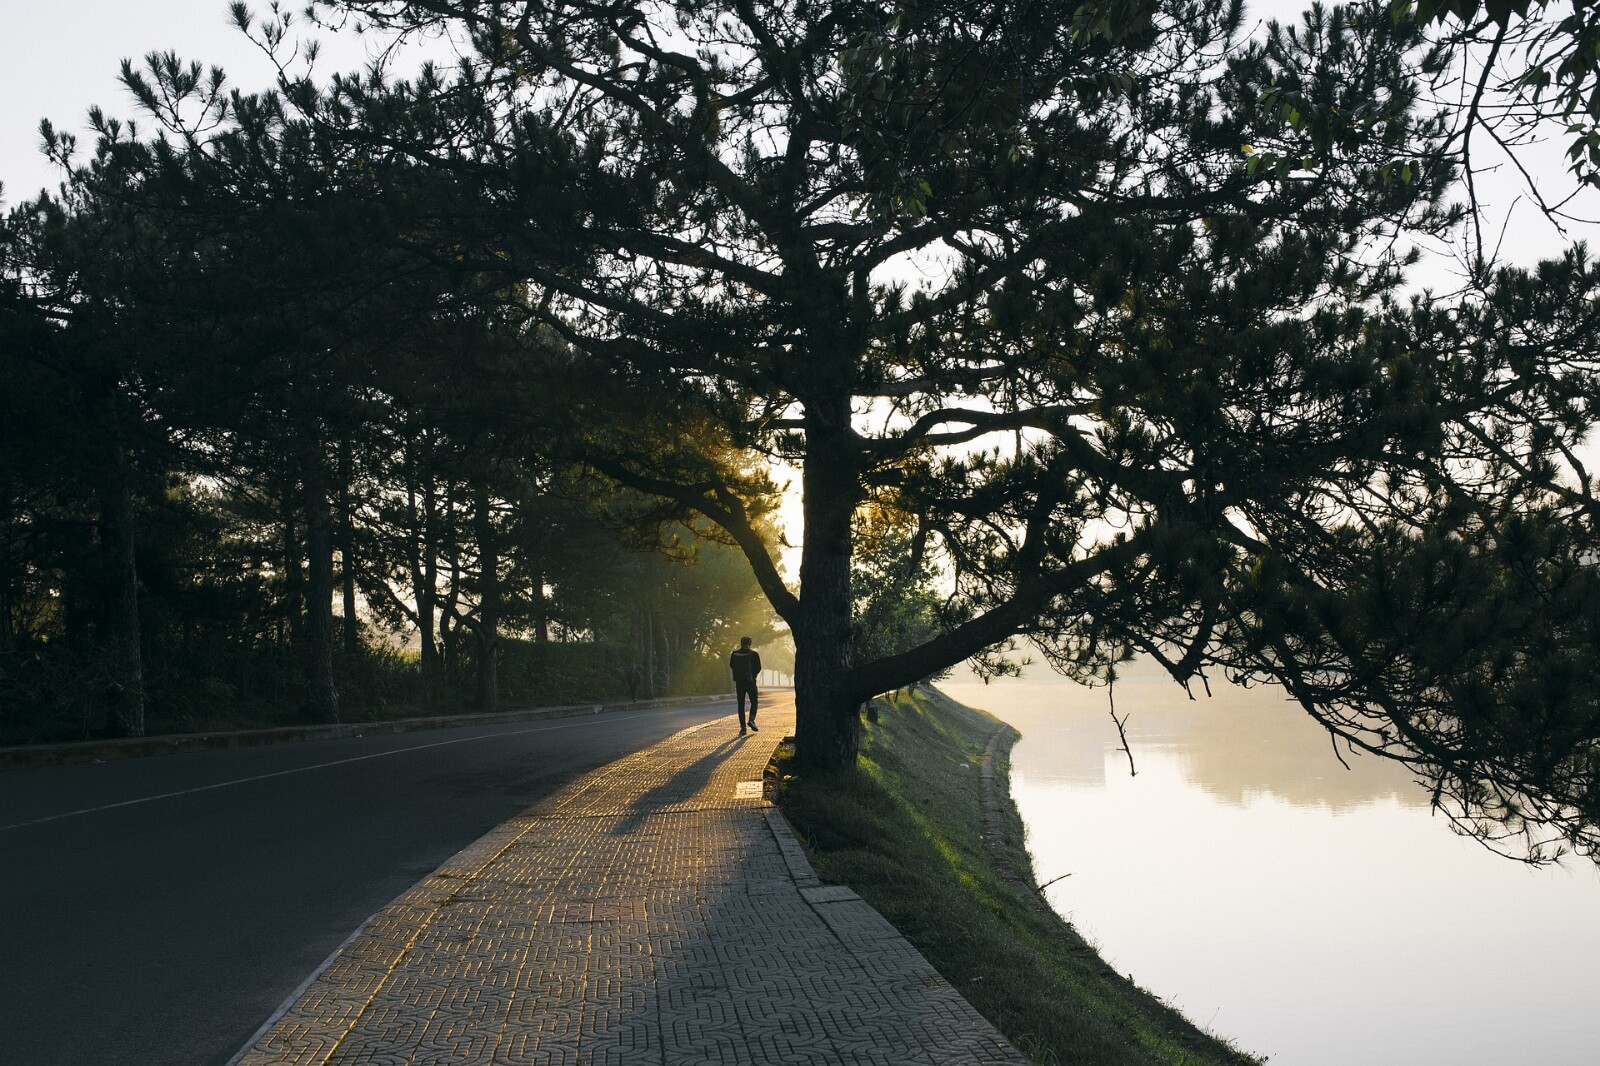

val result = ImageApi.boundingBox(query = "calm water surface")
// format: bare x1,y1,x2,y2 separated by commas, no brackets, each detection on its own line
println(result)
942,666,1600,1066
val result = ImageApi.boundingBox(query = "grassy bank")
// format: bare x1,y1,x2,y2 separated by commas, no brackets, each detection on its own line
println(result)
776,686,1258,1066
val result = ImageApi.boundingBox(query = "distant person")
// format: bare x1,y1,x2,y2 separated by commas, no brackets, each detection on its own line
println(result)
729,636,761,735
627,663,642,702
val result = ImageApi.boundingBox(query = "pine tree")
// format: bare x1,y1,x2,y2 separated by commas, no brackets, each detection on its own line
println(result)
104,0,1600,858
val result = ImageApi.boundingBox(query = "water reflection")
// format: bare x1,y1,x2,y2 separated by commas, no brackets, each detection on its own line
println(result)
1000,662,1423,811
941,663,1600,1066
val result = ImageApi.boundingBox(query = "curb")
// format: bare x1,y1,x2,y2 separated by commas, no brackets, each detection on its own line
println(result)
758,734,822,889
223,911,381,1066
760,732,796,802
0,693,737,771
762,806,823,890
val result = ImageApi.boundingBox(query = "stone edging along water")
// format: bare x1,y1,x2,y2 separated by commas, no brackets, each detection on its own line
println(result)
0,692,743,771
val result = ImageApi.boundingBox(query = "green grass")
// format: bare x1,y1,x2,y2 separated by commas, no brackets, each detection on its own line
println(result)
776,687,1261,1066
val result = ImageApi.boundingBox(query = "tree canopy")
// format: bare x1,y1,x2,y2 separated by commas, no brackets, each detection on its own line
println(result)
0,55,783,743
5,0,1599,862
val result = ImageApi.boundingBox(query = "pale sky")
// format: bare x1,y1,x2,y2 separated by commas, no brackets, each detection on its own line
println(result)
0,0,457,205
4,1,1589,247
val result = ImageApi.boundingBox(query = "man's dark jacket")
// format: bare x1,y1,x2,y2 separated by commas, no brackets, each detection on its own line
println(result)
729,647,761,686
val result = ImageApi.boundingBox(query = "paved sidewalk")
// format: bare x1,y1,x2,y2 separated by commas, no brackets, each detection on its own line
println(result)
231,694,1028,1065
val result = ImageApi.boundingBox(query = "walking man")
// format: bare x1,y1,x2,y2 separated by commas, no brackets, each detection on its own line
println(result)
729,636,761,735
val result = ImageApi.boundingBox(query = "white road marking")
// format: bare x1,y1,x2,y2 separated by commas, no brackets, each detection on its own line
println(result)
0,705,732,833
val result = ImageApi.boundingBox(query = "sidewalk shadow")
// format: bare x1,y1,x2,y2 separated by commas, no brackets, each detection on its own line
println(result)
608,734,748,836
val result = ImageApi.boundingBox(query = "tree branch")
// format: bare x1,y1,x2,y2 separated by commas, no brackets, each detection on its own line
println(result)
585,455,801,626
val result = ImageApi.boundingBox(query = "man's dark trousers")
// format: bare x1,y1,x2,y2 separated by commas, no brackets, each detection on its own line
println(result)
737,681,759,730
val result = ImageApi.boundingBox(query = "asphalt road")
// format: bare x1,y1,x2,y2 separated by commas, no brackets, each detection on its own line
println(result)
0,699,738,1066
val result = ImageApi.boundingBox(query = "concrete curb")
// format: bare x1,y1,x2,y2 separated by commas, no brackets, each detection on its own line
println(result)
759,734,826,889
0,693,739,771
762,806,824,890
222,911,381,1066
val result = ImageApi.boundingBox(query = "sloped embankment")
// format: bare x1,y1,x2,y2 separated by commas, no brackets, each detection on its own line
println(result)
775,687,1259,1066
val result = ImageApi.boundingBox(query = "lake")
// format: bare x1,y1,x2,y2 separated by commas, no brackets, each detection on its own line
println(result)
941,665,1600,1066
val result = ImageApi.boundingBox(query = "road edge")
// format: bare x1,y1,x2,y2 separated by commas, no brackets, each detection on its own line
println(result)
222,912,382,1066
0,693,742,771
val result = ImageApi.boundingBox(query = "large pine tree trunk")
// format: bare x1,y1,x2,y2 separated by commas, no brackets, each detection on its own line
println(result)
303,471,340,723
794,391,861,769
421,509,440,690
96,443,145,738
655,612,671,696
60,536,93,659
530,556,550,644
641,605,656,699
442,545,461,688
474,481,500,713
338,437,359,655
406,468,439,694
281,487,304,646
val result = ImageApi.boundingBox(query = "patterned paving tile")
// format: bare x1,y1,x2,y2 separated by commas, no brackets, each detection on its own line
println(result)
230,695,1029,1065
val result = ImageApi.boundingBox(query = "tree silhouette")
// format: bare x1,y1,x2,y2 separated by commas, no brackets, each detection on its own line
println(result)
46,0,1600,859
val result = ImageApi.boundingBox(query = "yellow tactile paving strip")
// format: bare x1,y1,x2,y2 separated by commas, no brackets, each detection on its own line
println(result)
231,695,1027,1065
